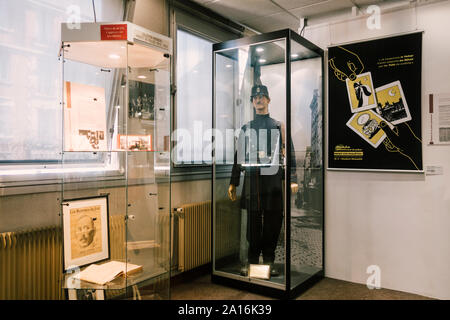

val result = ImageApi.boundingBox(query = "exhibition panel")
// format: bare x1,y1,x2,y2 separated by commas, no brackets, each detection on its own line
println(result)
327,32,423,172
60,22,171,300
212,29,324,298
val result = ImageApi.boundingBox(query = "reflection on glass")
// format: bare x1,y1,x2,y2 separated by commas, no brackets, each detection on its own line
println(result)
290,39,323,289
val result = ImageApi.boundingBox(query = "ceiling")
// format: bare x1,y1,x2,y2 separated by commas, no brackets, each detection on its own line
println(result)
190,0,399,33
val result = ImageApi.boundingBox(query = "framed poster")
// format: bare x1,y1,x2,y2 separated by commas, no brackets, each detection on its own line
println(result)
328,32,423,172
64,81,108,151
62,195,110,271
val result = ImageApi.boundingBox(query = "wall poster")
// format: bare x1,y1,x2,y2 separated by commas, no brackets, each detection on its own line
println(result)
64,81,107,152
62,195,110,271
428,93,450,145
328,32,423,172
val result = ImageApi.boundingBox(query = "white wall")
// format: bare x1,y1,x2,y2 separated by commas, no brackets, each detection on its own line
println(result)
132,0,169,36
304,1,450,299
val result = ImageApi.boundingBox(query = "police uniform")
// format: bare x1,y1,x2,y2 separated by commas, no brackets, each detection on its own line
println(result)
230,85,296,267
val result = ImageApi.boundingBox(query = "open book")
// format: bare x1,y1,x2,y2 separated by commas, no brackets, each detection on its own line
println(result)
73,261,143,285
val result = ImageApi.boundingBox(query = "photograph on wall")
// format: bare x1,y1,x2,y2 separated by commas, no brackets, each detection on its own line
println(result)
375,81,411,125
64,81,107,151
129,80,155,120
117,134,152,151
346,110,391,148
346,71,377,113
328,32,423,171
62,195,110,271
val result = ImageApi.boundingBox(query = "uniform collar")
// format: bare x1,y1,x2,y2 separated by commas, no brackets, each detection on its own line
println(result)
255,113,270,119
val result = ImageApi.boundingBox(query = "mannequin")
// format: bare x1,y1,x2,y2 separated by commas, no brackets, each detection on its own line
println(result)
228,84,298,277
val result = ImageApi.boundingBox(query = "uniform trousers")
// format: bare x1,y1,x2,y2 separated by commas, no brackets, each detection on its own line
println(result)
247,209,283,264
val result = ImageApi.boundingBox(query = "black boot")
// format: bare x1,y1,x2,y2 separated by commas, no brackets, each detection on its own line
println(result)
240,265,249,276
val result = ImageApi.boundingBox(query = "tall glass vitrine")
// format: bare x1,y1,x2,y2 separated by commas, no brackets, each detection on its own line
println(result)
212,29,324,298
59,22,171,300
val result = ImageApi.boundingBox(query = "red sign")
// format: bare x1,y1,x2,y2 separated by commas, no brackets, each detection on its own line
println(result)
101,24,127,40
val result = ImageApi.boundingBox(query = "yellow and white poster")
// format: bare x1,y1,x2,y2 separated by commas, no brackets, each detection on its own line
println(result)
63,196,109,271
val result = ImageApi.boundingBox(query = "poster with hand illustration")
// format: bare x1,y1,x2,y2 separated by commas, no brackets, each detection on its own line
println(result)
328,32,423,171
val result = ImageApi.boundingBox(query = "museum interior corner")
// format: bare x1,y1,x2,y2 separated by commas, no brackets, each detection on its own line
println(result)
1,0,450,302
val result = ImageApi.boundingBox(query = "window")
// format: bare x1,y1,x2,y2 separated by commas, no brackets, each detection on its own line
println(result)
175,29,214,165
0,0,124,178
0,0,13,32
171,1,245,169
175,27,238,166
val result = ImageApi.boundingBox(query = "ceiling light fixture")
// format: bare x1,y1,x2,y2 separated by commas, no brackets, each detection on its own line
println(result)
256,47,264,53
108,54,120,59
137,75,147,79
259,58,266,63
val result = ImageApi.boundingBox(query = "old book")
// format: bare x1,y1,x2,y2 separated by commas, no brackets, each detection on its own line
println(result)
74,260,143,285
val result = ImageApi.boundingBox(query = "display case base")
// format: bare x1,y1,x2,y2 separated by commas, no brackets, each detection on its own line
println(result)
211,270,324,300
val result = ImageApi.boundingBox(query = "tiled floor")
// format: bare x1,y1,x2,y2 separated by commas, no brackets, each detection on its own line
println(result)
170,273,433,300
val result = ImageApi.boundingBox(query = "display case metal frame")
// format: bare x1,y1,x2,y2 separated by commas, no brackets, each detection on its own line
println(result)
211,29,325,299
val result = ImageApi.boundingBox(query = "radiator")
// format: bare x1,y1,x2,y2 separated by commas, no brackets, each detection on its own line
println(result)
0,226,63,300
176,201,211,272
109,215,126,261
176,200,241,272
0,215,126,300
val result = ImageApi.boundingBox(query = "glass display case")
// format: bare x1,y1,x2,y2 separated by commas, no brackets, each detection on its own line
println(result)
212,29,324,298
59,22,171,300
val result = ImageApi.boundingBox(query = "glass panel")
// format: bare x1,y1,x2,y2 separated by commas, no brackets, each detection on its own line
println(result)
61,33,171,299
126,42,171,299
213,39,287,289
289,39,323,289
